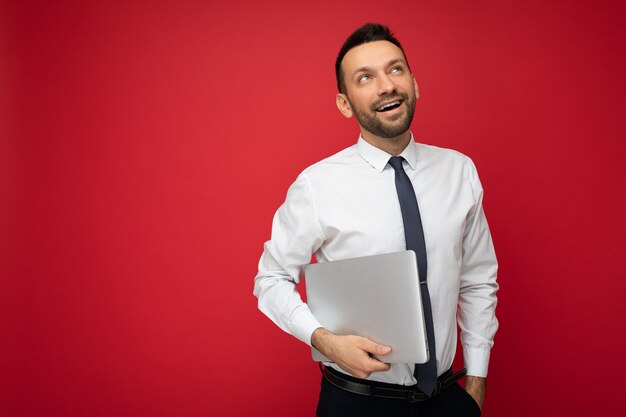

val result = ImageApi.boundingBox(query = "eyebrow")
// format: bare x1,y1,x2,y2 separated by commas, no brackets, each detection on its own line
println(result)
352,58,406,78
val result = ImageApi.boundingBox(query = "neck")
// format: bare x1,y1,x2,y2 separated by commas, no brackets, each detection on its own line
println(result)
360,130,411,156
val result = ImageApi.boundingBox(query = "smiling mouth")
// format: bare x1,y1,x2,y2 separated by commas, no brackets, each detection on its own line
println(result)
375,100,403,112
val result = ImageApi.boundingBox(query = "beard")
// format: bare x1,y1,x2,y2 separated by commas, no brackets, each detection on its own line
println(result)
349,92,416,139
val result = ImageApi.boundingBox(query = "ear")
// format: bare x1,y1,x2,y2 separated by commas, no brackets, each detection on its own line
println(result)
336,93,353,118
412,75,420,100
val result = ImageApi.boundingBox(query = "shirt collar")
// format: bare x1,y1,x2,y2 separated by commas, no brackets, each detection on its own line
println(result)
356,133,418,172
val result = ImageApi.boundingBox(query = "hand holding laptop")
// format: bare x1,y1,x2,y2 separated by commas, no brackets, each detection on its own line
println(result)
311,328,392,379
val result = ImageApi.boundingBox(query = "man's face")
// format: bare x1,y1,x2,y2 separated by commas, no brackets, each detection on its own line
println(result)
338,41,418,139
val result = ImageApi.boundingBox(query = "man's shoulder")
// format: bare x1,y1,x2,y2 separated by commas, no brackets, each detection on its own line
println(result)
417,142,482,197
299,143,361,178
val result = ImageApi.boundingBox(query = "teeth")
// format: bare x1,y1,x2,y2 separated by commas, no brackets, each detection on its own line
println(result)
378,101,401,111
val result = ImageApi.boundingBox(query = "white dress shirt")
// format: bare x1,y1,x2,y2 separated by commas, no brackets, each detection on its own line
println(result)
254,135,498,385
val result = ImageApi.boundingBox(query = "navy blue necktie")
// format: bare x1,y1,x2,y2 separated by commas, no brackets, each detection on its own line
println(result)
388,156,437,396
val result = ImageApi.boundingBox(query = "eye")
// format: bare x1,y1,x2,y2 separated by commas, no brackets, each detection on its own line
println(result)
390,66,403,74
358,74,371,83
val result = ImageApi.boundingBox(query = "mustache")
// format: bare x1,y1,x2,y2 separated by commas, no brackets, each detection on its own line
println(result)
370,93,409,111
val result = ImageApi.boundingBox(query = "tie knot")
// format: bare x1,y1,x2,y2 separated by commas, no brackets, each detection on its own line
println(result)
388,156,405,171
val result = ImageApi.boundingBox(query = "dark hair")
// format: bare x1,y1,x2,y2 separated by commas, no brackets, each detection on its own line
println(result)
335,23,409,94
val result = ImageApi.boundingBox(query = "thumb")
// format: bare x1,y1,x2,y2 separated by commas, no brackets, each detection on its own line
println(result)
359,338,392,356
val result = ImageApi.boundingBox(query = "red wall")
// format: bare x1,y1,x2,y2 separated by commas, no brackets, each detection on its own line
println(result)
3,0,625,415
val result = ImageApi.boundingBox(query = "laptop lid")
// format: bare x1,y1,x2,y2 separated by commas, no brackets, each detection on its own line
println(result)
304,250,428,364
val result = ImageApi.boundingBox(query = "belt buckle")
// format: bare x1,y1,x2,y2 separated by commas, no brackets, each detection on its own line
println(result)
406,390,421,403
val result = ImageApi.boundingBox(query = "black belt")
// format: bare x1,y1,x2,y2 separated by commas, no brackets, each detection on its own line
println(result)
322,365,467,403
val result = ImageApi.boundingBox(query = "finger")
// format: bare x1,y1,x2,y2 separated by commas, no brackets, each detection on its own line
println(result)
366,356,391,372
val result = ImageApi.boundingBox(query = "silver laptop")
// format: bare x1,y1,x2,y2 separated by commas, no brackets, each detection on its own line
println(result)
304,250,428,364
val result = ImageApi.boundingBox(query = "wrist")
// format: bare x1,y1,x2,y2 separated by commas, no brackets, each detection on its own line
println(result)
465,375,486,387
464,375,486,409
311,327,334,353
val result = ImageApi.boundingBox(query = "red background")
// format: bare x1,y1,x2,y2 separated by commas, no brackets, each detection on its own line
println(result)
2,0,625,415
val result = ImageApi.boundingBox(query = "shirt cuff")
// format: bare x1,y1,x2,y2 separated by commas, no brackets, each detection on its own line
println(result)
463,346,491,378
288,305,323,347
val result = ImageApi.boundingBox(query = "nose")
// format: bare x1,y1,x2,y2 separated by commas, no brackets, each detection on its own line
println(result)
377,74,396,95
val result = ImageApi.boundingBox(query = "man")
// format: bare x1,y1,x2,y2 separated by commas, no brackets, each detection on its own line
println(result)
254,23,498,416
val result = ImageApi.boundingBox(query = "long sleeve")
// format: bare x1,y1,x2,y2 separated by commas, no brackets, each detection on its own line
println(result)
457,157,499,378
253,174,325,346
